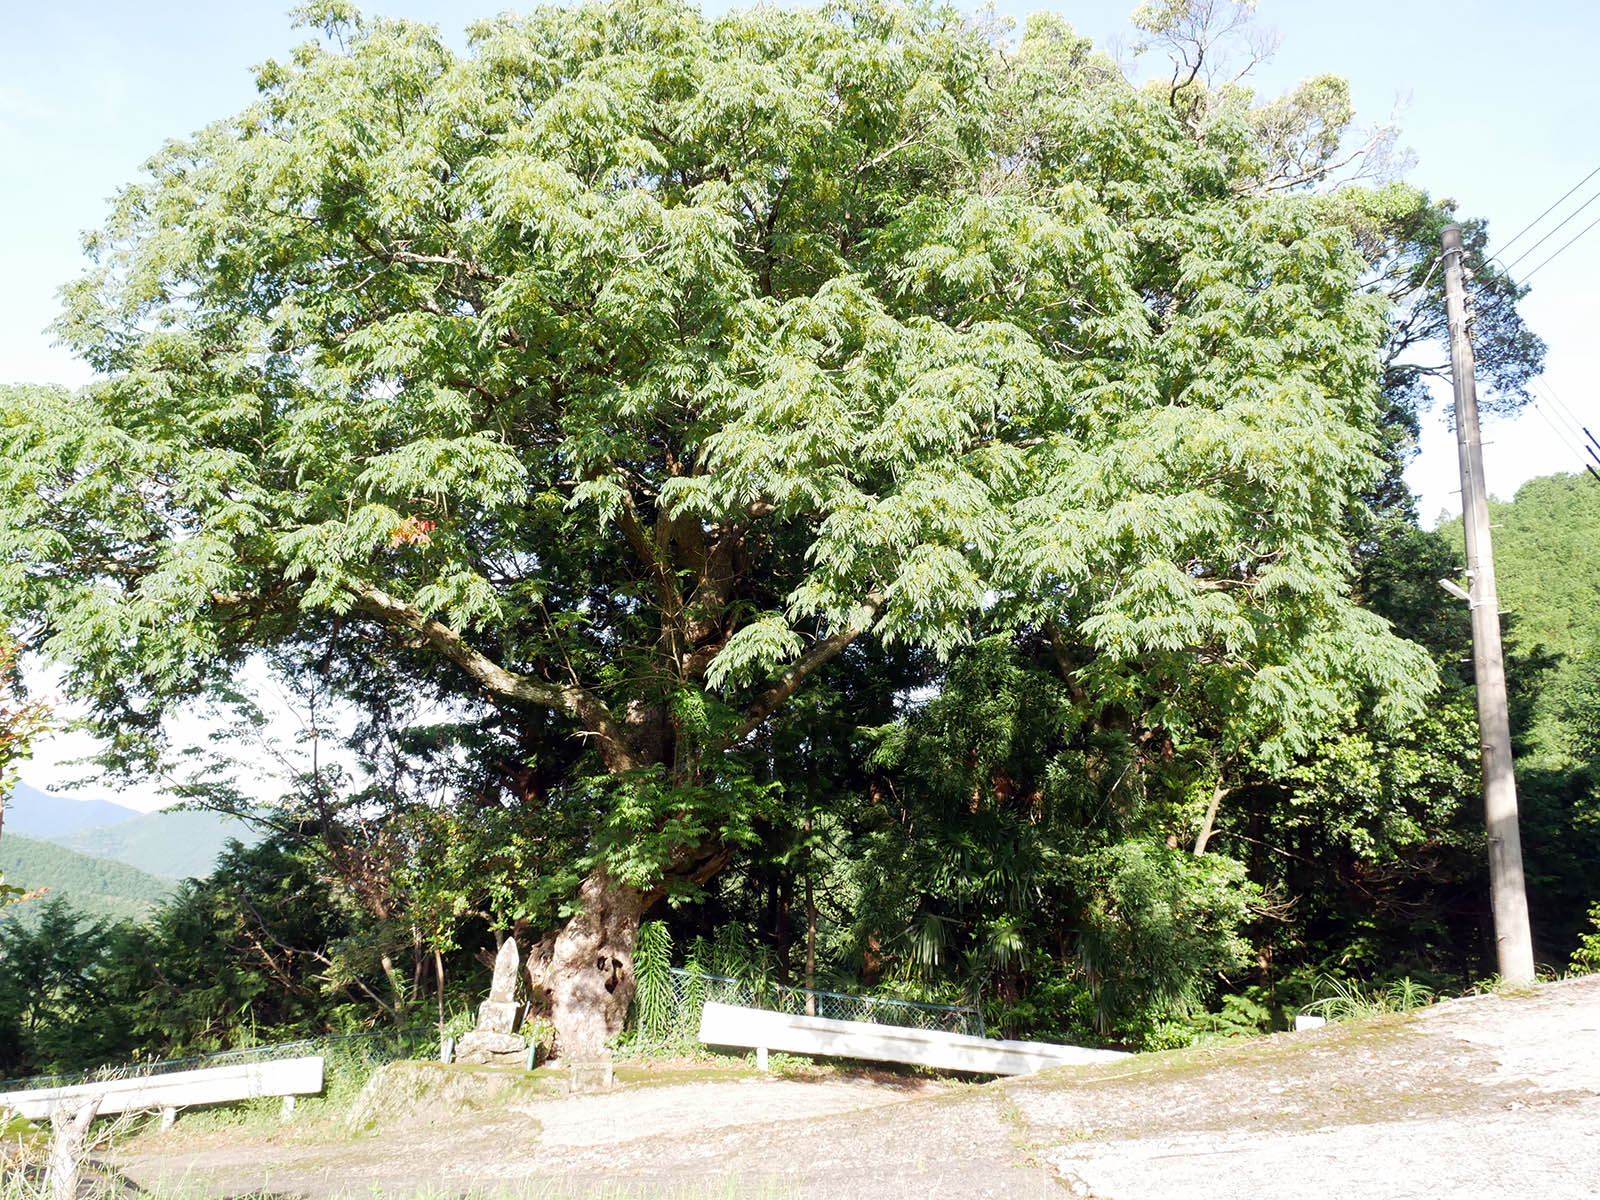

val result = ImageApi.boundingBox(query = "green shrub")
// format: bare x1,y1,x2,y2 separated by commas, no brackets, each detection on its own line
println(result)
1193,992,1273,1040
1570,902,1600,976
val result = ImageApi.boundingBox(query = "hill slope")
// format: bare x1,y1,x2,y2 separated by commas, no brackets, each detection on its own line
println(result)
1442,470,1600,750
1482,472,1600,663
3,782,141,837
1442,471,1600,660
0,834,175,925
55,807,263,881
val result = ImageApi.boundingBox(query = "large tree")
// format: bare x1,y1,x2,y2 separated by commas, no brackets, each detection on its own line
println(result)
1,0,1429,1060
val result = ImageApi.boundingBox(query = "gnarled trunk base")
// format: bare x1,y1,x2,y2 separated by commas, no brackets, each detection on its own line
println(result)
545,869,646,1082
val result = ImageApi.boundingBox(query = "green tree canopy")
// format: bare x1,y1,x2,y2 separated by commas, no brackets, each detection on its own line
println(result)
0,0,1431,1056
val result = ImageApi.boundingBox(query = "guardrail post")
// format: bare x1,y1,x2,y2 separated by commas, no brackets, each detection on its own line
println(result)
160,1107,176,1132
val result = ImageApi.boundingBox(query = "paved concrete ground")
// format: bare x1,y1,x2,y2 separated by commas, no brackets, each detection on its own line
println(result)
114,974,1600,1199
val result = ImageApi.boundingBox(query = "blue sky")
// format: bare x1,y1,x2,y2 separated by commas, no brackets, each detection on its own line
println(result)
5,1,1596,808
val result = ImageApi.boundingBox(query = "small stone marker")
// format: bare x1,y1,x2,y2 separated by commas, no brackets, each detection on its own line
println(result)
474,939,522,1035
489,937,518,1001
455,937,531,1067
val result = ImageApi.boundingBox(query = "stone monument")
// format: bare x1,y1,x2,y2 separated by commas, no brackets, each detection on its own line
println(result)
454,938,529,1067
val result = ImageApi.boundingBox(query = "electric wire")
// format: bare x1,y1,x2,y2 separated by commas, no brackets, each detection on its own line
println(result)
1519,210,1600,282
1492,162,1600,259
1534,378,1600,454
1447,167,1600,486
1530,398,1591,466
1532,379,1587,444
1534,380,1600,480
1502,187,1600,275
1528,388,1600,491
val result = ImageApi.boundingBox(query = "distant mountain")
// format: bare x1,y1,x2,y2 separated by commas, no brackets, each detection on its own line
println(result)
55,806,264,881
3,782,142,837
0,834,175,926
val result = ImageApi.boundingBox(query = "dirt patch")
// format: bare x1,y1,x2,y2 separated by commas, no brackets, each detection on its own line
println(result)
117,1064,958,1198
509,1074,936,1149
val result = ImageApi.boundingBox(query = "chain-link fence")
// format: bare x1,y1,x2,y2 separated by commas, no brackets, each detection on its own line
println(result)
0,1025,439,1095
633,967,983,1051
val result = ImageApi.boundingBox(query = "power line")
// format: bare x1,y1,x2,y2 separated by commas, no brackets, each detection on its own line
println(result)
1530,398,1592,465
1532,379,1587,444
1520,210,1600,282
1503,188,1600,275
1493,162,1600,259
1529,401,1600,490
1534,378,1600,454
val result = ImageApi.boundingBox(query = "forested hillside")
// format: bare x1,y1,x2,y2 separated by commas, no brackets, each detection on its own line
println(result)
1443,471,1600,759
0,835,173,926
0,0,1595,1081
54,806,263,881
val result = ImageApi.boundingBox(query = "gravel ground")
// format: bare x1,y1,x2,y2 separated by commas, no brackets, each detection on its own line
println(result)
1020,974,1600,1200
113,973,1600,1199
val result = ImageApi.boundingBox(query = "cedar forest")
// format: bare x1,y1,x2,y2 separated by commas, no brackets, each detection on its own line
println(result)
2,0,1598,1076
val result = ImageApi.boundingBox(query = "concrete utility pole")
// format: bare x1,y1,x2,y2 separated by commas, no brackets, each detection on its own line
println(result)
1440,223,1536,986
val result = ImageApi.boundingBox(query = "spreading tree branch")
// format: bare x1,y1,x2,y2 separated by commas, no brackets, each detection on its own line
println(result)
348,581,641,772
718,595,884,749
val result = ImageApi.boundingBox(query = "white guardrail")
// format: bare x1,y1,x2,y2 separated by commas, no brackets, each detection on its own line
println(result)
699,1001,1128,1075
0,1055,324,1122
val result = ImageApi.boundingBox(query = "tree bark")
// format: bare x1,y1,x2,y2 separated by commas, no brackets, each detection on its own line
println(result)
546,868,648,1067
804,813,817,1016
1193,774,1230,856
434,948,446,1036
47,1095,102,1200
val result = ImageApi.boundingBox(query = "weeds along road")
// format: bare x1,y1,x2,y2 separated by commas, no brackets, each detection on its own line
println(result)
117,973,1600,1200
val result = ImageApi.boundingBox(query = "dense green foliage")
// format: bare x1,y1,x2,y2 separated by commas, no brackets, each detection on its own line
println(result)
1431,472,1600,954
0,0,1590,1072
1442,472,1600,754
0,836,473,1076
0,835,174,927
1574,904,1600,976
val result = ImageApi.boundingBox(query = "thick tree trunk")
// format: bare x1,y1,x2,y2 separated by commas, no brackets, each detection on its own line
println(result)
546,868,648,1068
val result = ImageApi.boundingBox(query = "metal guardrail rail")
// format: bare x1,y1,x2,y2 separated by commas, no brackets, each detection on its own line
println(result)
636,968,983,1048
0,1025,436,1094
700,1001,1124,1075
